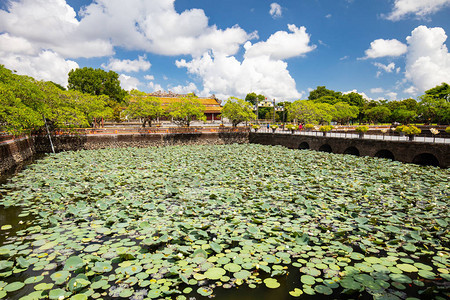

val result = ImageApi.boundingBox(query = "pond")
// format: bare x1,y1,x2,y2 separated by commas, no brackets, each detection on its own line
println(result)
0,144,448,300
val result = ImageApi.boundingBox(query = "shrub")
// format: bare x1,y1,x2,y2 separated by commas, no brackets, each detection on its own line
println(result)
304,124,315,129
355,125,369,133
251,124,260,129
446,126,450,134
270,124,279,129
319,125,333,132
395,125,408,133
286,124,299,130
405,125,421,135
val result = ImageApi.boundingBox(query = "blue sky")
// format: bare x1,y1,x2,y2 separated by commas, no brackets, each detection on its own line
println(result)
0,0,449,102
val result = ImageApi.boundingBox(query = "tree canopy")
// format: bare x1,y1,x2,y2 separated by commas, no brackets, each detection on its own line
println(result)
125,90,164,127
167,94,206,127
68,67,127,104
221,97,256,127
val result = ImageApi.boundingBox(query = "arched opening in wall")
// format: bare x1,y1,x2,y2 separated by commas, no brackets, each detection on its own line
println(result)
375,149,395,160
319,144,332,153
298,142,310,150
412,153,440,167
343,147,360,156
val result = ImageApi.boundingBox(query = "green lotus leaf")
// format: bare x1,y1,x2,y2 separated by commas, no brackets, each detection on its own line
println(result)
389,273,412,283
70,294,88,300
197,286,213,296
4,281,25,292
300,275,315,285
51,271,71,285
289,288,303,297
204,267,226,280
263,278,280,289
224,263,241,273
314,284,332,295
34,282,54,291
64,256,84,271
396,264,418,272
209,242,222,254
49,289,67,300
234,270,251,280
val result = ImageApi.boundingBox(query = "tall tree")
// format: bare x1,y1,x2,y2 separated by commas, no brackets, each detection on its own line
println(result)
167,94,206,127
222,97,256,127
333,102,359,124
68,67,127,104
125,90,164,127
308,86,342,101
245,92,266,105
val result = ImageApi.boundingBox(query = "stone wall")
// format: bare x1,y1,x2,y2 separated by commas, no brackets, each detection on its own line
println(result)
0,132,249,174
249,132,450,168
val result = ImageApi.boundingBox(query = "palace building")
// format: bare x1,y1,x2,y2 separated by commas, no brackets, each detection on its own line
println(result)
148,91,222,121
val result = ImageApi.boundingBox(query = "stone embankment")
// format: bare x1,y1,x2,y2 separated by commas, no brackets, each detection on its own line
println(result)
0,132,248,174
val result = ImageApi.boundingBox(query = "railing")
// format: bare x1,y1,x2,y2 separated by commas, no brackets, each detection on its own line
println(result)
254,128,450,144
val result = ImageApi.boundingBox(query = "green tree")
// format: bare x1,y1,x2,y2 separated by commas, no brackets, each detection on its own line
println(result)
341,92,366,108
288,100,319,124
333,102,359,124
222,97,256,127
125,90,164,127
167,94,206,127
68,67,127,104
308,86,342,101
245,92,266,105
365,106,391,124
418,83,450,124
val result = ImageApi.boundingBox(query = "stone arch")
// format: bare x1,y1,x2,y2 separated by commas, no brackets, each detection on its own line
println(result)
343,146,360,156
412,153,440,167
319,144,332,153
298,142,310,150
374,149,395,160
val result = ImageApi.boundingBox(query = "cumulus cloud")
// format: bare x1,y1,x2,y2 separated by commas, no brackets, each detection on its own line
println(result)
370,88,384,93
269,3,282,18
0,0,254,85
148,81,164,92
78,0,253,56
386,92,398,100
144,75,155,81
169,82,199,94
343,90,371,100
0,49,78,87
362,39,407,59
176,52,303,100
373,62,396,73
405,25,450,92
244,25,316,60
404,86,418,95
385,0,450,21
119,74,141,91
102,55,151,73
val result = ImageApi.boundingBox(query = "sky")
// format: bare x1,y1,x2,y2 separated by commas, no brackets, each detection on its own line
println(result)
0,0,449,102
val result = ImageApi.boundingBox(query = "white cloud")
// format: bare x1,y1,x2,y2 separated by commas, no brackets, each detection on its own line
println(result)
176,52,303,101
325,14,332,18
148,81,164,92
269,3,282,18
119,74,141,91
169,82,198,94
144,75,155,81
78,0,253,57
0,33,36,55
404,86,418,95
0,49,78,87
386,0,450,21
102,55,151,73
0,0,114,58
370,88,384,93
343,90,371,100
385,92,398,100
405,26,450,92
362,39,407,59
373,62,396,73
244,24,316,60
339,55,349,61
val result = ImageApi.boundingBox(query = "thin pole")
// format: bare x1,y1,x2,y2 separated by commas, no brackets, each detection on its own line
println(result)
44,116,55,153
